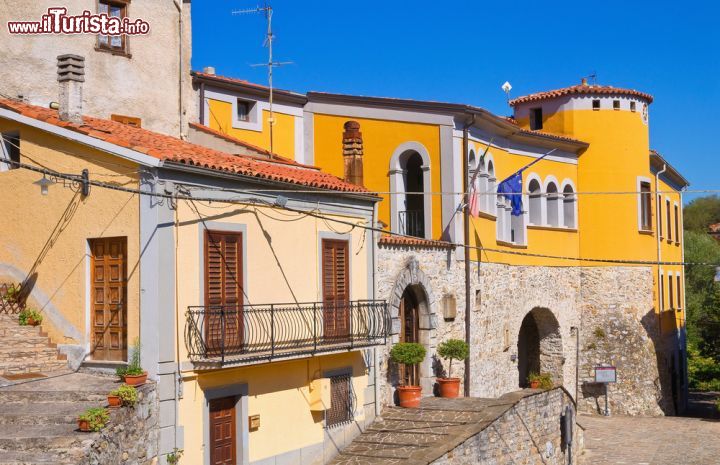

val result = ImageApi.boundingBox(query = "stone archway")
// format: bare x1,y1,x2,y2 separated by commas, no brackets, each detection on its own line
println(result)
388,257,436,393
517,307,563,388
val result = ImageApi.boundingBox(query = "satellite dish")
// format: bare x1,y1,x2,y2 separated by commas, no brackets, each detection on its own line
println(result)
502,81,512,93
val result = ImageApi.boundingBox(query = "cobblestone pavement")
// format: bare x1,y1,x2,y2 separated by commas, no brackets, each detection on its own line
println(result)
579,413,720,465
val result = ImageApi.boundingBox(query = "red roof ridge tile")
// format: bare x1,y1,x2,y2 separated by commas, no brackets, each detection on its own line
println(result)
509,84,653,106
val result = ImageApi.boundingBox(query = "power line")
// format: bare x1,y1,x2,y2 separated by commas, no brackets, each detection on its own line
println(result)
4,155,716,269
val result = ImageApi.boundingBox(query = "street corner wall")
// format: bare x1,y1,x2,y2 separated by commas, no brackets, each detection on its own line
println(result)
431,388,581,465
471,263,582,400
578,266,672,416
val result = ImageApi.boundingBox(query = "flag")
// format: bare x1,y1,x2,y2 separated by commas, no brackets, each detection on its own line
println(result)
497,172,523,216
468,184,480,217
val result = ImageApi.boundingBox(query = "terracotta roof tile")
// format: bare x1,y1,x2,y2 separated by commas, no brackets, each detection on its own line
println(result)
0,98,370,195
501,116,584,144
378,234,455,249
509,84,653,106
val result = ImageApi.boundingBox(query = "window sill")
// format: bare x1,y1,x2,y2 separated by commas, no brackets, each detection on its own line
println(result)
95,46,132,59
666,239,674,244
638,229,654,236
496,240,528,249
527,224,578,233
473,210,497,221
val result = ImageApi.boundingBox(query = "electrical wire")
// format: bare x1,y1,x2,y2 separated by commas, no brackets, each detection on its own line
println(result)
2,155,716,268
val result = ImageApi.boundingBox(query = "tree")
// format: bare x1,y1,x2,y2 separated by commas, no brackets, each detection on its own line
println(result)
684,230,720,359
683,195,720,232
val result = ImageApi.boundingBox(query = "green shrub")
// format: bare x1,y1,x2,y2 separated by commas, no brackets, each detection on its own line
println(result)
115,365,127,379
18,308,42,326
126,338,145,375
688,344,720,390
716,398,720,413
527,372,554,390
166,448,184,464
111,384,138,407
437,339,469,379
78,407,109,432
390,342,426,366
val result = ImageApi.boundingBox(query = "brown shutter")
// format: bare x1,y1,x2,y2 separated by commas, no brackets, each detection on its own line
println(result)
322,239,350,339
205,231,243,355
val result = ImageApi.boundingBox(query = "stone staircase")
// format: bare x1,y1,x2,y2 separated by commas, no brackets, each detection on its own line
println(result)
0,372,117,464
0,314,68,377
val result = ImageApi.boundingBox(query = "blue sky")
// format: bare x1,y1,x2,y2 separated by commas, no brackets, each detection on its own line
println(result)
192,1,719,201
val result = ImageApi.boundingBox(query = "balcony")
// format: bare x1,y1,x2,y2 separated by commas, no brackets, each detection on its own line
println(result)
185,300,388,368
399,210,424,238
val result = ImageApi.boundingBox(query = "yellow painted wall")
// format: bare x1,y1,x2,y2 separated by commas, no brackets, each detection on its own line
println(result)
206,98,296,159
173,198,373,462
466,140,580,266
180,352,368,464
312,113,443,239
0,120,141,352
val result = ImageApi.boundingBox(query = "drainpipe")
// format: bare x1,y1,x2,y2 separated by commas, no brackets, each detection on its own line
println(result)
655,163,667,334
462,114,476,397
173,0,185,139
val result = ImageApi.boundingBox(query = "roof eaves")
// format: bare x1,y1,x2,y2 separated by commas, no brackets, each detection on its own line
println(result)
192,71,307,105
0,106,162,168
650,150,690,188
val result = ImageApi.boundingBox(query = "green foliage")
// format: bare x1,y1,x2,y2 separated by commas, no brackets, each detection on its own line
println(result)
593,327,606,339
2,285,18,302
437,339,469,379
115,365,127,378
110,384,138,407
390,342,426,366
685,230,720,361
683,195,720,232
716,398,720,413
127,338,144,374
18,308,42,326
166,448,184,464
527,372,554,389
688,343,720,391
78,407,109,432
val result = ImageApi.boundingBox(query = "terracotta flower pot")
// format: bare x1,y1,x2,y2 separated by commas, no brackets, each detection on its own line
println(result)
107,394,122,408
436,378,461,398
26,317,39,326
530,380,540,389
123,372,147,386
77,418,91,432
397,385,422,408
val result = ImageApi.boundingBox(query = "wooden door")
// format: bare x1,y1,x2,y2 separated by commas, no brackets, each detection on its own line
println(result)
205,231,243,356
209,396,237,465
322,239,350,340
90,237,127,361
399,290,419,386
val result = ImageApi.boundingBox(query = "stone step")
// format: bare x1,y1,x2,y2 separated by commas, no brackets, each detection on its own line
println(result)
0,362,69,377
0,401,102,426
0,424,96,452
0,449,86,465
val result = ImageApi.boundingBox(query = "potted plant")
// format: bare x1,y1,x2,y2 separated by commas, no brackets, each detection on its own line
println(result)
77,407,109,432
122,339,147,386
166,448,184,464
18,308,42,326
108,384,137,408
527,372,553,390
436,339,469,398
390,342,427,408
2,285,18,303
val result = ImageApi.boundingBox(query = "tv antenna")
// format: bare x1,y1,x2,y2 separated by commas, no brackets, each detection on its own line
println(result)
232,1,292,154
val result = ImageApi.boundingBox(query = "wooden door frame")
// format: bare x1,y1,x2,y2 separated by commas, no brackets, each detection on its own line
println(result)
399,288,420,386
88,236,128,361
204,384,249,465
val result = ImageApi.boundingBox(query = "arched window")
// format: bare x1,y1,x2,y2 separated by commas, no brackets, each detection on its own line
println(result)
546,182,559,226
389,142,432,239
528,179,542,225
402,152,425,237
487,160,496,215
563,184,576,228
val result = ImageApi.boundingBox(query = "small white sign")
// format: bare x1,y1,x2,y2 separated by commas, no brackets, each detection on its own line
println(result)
595,366,616,383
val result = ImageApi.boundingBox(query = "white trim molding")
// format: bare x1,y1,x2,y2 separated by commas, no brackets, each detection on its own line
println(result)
389,141,433,239
525,172,544,226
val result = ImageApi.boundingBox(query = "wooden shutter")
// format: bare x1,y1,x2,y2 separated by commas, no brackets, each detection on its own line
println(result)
322,239,350,339
209,396,237,465
205,231,243,355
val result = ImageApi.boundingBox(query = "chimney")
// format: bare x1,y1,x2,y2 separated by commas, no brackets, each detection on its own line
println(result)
57,54,85,124
342,120,364,186
203,66,216,75
581,77,588,86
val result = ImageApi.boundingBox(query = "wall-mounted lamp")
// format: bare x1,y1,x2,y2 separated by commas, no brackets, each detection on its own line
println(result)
33,175,55,195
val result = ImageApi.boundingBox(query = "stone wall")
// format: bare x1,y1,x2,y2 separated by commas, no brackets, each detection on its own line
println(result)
376,243,673,416
431,388,581,465
81,382,159,465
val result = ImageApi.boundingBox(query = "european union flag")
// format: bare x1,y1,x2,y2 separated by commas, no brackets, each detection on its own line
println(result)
497,172,523,216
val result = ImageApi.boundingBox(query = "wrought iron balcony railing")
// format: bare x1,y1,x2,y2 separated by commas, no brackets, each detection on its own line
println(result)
185,300,388,367
399,210,424,238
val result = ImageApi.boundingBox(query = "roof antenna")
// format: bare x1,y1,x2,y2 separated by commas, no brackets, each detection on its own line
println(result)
232,1,293,154
501,81,512,104
581,72,597,86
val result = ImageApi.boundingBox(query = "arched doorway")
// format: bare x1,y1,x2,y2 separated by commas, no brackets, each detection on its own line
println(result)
399,287,420,386
517,307,563,388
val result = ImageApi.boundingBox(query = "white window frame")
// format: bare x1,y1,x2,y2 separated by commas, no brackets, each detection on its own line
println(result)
543,176,561,227
636,176,653,232
526,172,544,226
560,178,577,229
